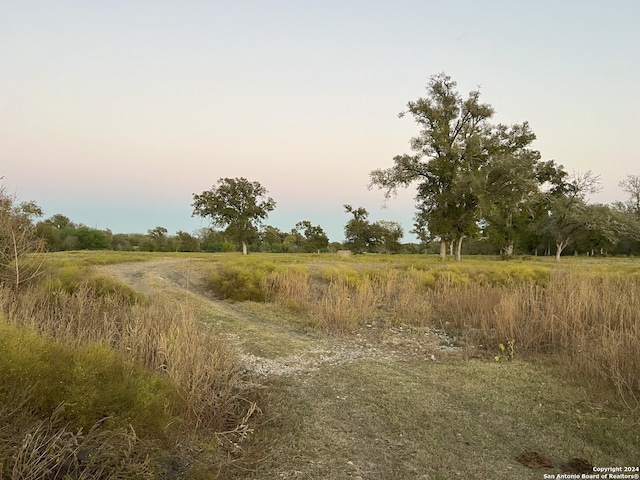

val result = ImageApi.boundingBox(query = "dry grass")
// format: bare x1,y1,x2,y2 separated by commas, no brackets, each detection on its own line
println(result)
4,405,154,480
432,274,640,407
0,269,259,477
218,257,640,409
243,358,639,479
1,283,253,434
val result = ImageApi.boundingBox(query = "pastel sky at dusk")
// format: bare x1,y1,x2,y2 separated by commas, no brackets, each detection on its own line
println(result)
2,0,639,242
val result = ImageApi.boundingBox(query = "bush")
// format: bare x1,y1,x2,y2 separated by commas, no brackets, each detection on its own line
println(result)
207,259,276,301
43,265,143,304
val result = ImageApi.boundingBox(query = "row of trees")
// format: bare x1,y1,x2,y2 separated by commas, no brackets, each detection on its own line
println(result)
369,73,640,261
12,165,640,260
190,178,413,254
33,218,335,254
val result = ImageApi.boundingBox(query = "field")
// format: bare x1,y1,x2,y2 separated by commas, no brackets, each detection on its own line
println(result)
0,251,638,479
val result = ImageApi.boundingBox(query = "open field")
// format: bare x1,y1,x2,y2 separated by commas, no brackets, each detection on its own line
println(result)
1,251,638,478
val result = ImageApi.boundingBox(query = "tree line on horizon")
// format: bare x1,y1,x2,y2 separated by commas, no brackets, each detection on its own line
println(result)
3,73,640,262
5,168,640,259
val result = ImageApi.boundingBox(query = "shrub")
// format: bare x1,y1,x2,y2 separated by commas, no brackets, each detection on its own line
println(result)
207,259,276,301
43,265,143,304
264,265,311,311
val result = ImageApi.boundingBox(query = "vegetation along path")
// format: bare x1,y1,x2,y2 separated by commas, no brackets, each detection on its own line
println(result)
99,257,638,480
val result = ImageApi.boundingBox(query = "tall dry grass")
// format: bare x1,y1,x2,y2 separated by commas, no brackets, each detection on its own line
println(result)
4,405,154,480
432,273,640,403
0,283,250,433
0,277,258,478
261,265,639,408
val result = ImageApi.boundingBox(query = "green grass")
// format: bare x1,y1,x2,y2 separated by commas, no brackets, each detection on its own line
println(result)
41,264,144,303
242,358,639,480
44,250,158,267
0,319,179,439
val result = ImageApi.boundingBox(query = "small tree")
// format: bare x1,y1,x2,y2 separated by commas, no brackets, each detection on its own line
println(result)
174,231,200,252
192,178,276,255
148,226,169,252
295,221,329,253
260,226,285,253
343,205,376,254
619,174,640,217
373,220,404,253
537,171,601,262
0,182,46,290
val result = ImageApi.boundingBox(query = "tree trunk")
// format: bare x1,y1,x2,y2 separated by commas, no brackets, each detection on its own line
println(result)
439,239,446,260
242,241,248,255
502,243,514,256
455,236,465,262
449,240,454,257
555,241,567,263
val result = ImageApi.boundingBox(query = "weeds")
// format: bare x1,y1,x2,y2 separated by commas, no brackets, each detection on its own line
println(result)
495,340,516,362
205,254,640,408
0,262,259,477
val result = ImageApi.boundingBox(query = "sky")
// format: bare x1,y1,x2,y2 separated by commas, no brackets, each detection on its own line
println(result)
2,0,639,242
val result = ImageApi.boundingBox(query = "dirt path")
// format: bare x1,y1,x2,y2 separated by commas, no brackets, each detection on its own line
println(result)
98,258,455,377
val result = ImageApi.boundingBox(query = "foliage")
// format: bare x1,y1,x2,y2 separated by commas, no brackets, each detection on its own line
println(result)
369,72,572,261
343,205,404,253
207,258,277,301
294,220,330,252
481,156,563,255
370,73,496,260
36,215,112,251
619,173,640,216
0,319,176,476
43,265,143,304
174,230,200,252
494,340,516,362
0,322,178,435
0,258,261,475
534,171,603,261
192,177,276,255
0,182,46,290
343,205,375,253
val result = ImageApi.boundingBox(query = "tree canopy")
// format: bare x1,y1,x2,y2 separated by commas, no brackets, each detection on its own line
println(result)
192,177,276,255
370,72,567,261
343,205,404,254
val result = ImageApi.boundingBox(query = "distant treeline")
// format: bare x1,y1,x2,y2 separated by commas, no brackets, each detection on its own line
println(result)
33,211,640,257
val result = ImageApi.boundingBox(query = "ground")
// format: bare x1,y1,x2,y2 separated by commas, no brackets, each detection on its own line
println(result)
99,257,639,480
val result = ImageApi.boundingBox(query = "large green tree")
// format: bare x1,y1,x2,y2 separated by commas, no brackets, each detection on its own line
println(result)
370,73,494,261
192,177,276,255
534,171,601,262
370,73,544,261
481,156,566,256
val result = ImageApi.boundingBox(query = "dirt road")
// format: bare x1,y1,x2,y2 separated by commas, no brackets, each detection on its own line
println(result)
98,257,453,378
